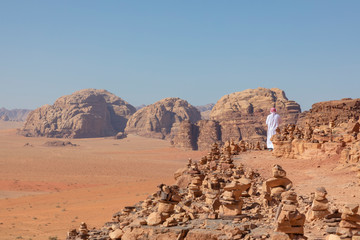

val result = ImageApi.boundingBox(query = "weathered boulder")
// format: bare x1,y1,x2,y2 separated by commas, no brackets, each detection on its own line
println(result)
125,98,201,139
19,89,136,138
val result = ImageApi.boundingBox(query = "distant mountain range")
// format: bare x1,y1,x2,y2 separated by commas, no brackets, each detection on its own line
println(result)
196,103,215,120
0,108,32,121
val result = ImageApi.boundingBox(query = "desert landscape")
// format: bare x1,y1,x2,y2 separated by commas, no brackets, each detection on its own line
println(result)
1,2,359,239
0,123,205,239
0,87,359,240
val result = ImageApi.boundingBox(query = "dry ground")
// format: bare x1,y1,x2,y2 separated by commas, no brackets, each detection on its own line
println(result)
0,122,205,240
0,120,359,240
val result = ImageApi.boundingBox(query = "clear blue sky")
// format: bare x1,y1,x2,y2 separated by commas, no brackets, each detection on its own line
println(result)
1,1,359,111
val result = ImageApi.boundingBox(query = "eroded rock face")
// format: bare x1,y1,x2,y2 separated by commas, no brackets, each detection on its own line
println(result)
125,98,201,139
174,88,301,149
19,89,136,138
298,98,360,128
210,88,301,143
173,120,222,150
210,88,301,122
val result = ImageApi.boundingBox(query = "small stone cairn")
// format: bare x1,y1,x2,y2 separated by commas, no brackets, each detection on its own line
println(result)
272,191,306,239
262,164,293,207
306,187,330,221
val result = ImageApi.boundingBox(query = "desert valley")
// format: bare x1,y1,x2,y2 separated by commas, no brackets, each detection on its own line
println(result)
0,88,360,240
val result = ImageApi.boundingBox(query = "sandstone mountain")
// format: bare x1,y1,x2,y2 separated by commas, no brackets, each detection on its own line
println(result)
210,87,301,121
174,88,301,150
125,98,201,139
19,89,136,138
0,108,32,121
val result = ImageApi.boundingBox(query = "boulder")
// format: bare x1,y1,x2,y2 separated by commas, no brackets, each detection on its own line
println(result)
19,89,135,138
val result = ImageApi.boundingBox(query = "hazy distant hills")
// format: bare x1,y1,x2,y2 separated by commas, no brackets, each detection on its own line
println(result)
196,103,215,120
0,108,31,121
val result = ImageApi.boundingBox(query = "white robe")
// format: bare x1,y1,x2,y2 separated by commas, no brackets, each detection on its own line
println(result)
266,113,281,149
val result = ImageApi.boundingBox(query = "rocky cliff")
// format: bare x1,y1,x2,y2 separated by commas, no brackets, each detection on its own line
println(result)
125,98,201,139
210,87,301,142
174,88,301,150
19,89,136,138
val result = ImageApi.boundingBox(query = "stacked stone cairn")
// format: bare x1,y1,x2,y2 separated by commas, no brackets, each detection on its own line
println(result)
66,222,89,240
272,191,306,239
306,187,330,221
67,144,325,240
325,204,360,239
262,164,293,207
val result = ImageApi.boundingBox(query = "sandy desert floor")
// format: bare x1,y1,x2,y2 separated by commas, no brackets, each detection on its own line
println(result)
0,121,359,240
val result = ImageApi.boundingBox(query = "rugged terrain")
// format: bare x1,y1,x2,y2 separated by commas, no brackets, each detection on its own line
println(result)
174,88,301,150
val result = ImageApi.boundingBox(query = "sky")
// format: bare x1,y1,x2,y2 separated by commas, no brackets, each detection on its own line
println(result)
0,1,359,111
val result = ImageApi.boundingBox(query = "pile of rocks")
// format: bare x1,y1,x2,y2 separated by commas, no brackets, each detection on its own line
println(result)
67,143,328,240
273,191,306,238
326,204,360,239
306,187,330,221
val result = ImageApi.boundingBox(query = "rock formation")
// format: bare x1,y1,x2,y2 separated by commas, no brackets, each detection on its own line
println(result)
262,165,292,207
306,187,330,221
210,87,301,142
297,98,360,128
326,204,360,239
125,98,201,139
271,118,359,161
273,191,306,238
19,89,136,138
174,88,301,151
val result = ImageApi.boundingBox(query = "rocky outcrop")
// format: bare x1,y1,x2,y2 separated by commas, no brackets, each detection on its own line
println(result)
210,88,301,121
271,98,360,161
209,88,301,143
174,88,301,149
173,120,222,150
0,108,31,121
19,89,136,138
297,98,360,127
125,98,201,139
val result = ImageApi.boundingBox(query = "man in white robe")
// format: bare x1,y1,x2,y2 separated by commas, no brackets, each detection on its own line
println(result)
266,107,281,150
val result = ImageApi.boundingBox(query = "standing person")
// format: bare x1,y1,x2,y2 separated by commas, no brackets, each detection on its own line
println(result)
266,107,281,151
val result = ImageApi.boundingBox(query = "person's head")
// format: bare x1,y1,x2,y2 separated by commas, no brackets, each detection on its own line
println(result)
270,107,276,113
